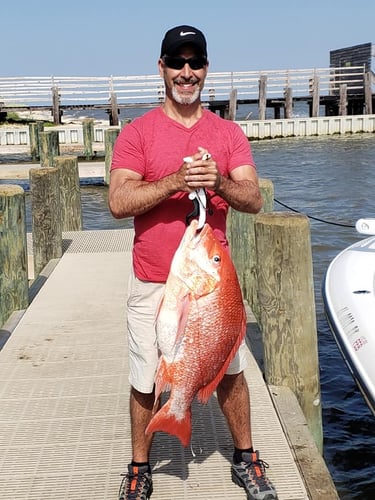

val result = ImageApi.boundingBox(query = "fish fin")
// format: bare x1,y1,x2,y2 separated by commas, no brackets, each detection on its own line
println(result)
154,357,172,400
174,294,192,345
145,401,192,447
155,294,165,322
197,309,247,404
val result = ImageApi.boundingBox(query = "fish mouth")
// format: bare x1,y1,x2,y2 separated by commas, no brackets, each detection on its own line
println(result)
188,220,211,249
189,219,209,237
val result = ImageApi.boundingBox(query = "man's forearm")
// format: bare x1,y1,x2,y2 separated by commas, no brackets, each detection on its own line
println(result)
109,175,179,218
215,177,263,214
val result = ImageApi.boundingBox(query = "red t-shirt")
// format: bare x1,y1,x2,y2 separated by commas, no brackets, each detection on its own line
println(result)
111,107,256,282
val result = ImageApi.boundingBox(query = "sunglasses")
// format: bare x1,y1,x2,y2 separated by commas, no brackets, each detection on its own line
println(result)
163,55,208,70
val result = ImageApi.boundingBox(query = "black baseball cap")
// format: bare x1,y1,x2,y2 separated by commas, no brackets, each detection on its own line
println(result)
160,25,207,58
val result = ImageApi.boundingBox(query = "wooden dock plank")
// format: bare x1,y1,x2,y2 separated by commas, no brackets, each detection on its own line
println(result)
0,230,335,499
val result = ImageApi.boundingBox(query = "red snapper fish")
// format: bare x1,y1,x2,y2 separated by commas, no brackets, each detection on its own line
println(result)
146,219,246,446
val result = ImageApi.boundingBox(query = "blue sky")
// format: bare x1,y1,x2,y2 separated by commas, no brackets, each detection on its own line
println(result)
2,0,374,76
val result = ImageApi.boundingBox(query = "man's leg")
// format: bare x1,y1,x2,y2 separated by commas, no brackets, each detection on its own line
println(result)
216,371,252,449
119,271,164,499
130,387,156,462
218,371,278,499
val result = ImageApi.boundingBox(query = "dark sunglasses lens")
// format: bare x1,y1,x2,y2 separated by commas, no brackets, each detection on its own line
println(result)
164,56,206,70
189,57,206,70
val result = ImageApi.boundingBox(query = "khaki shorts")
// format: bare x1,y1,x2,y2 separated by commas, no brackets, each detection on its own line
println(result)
127,268,248,394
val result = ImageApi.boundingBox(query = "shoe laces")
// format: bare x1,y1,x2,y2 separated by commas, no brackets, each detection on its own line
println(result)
119,467,150,500
245,458,271,487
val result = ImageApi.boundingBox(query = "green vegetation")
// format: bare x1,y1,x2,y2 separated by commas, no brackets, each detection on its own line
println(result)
0,111,53,126
0,111,28,124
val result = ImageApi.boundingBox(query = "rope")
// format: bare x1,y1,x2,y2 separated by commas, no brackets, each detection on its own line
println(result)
274,198,356,228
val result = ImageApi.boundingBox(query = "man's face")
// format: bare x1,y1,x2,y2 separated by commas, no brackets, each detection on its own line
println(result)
159,45,208,105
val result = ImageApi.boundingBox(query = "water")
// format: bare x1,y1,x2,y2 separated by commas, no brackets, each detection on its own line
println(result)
1,130,375,498
254,134,375,499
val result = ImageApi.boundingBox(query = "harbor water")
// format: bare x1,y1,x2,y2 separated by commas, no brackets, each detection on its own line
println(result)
1,129,375,498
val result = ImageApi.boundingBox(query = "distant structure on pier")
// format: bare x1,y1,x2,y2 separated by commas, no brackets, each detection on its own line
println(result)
330,42,375,95
330,42,374,72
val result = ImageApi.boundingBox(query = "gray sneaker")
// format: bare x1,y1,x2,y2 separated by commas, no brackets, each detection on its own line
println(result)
118,464,153,500
231,450,278,500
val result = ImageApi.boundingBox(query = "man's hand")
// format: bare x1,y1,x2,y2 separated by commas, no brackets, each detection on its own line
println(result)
183,147,221,192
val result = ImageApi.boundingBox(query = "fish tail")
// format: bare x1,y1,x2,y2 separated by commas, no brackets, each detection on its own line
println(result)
146,402,192,447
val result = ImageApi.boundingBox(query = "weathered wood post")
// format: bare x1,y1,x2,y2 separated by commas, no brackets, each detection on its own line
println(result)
284,86,293,119
339,84,348,116
228,178,274,320
254,212,322,452
364,71,373,115
104,127,120,185
29,167,62,278
258,75,267,120
228,88,238,121
311,75,320,117
82,118,94,160
54,156,82,231
109,92,119,126
52,85,61,125
39,130,60,167
0,185,29,327
29,121,44,161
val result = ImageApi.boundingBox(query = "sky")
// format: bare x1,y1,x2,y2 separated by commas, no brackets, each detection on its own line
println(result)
1,0,374,77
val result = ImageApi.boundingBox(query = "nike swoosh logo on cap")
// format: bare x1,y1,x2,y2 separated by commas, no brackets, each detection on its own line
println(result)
180,31,196,36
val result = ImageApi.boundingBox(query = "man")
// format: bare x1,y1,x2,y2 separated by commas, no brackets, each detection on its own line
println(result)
109,25,278,500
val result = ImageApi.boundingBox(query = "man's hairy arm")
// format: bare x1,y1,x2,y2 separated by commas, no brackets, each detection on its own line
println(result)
108,167,186,219
216,165,263,214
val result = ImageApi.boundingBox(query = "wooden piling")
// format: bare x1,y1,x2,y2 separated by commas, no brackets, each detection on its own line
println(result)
104,127,120,185
54,156,82,231
0,185,29,327
339,84,348,116
109,91,119,126
228,88,238,121
284,87,293,118
52,85,61,125
311,76,320,117
39,130,60,167
82,118,94,160
258,75,267,120
228,178,274,320
364,71,373,115
254,211,322,451
29,121,44,161
29,167,62,278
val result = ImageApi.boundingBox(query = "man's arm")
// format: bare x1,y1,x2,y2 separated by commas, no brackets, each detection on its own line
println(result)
108,160,193,219
216,165,263,214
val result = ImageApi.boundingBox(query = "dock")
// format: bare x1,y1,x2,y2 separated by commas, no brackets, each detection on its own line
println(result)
1,62,374,125
0,229,338,499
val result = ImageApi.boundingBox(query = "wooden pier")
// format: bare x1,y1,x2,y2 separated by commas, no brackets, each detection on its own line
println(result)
0,65,374,125
0,229,339,500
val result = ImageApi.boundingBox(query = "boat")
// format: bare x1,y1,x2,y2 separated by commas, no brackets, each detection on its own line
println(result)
322,218,375,415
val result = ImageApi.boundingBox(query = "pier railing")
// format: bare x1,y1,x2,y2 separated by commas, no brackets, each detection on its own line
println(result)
0,66,371,124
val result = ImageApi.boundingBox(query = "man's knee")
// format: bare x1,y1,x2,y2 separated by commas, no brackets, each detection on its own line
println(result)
218,371,245,392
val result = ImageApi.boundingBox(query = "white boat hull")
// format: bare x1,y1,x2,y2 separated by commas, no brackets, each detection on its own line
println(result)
323,235,375,414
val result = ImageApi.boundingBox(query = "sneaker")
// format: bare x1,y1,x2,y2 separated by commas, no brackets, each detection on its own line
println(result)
118,464,153,500
231,450,278,500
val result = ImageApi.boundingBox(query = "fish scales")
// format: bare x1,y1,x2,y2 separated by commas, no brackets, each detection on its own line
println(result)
146,219,246,446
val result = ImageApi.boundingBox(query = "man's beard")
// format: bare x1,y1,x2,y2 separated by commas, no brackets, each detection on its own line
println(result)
172,85,201,105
